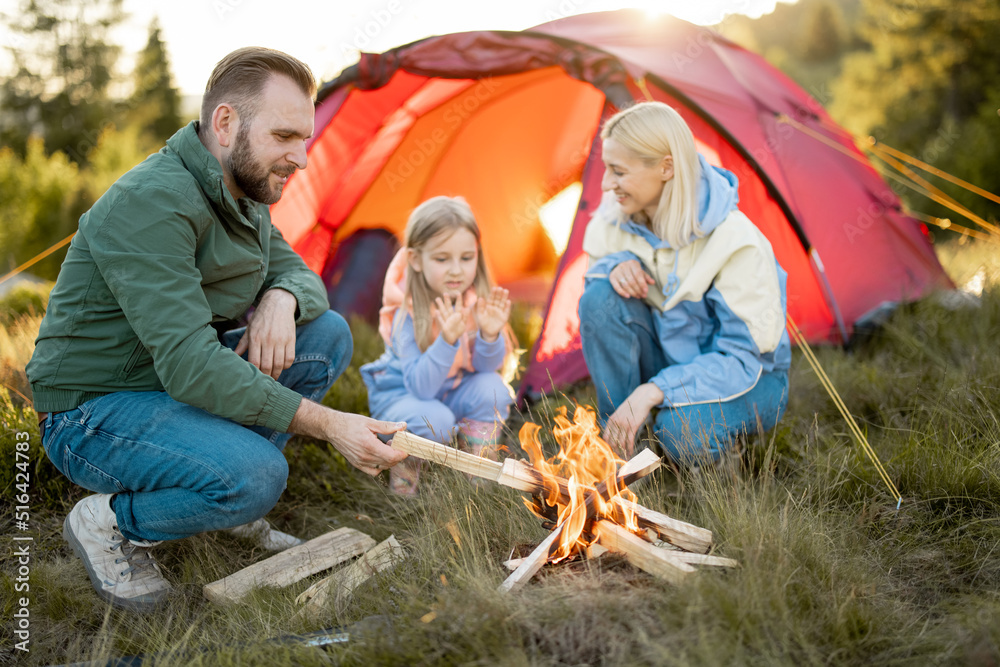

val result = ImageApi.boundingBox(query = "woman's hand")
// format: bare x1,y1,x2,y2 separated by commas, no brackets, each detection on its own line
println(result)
434,295,469,346
475,286,511,342
603,383,665,459
610,260,655,300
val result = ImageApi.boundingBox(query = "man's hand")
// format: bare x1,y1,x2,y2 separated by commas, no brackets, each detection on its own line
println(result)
474,286,511,342
235,288,298,379
603,383,664,459
290,400,408,476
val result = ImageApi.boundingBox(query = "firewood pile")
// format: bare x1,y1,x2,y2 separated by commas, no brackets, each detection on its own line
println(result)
391,405,736,591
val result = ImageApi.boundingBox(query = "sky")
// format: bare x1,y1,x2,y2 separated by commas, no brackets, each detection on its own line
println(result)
1,0,797,96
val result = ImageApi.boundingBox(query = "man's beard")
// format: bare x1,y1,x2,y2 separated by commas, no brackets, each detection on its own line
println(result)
228,122,294,205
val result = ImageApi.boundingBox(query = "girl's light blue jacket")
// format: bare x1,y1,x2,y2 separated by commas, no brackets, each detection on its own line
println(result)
360,312,506,401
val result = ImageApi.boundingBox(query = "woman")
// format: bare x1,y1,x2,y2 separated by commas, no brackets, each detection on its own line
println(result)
579,101,790,465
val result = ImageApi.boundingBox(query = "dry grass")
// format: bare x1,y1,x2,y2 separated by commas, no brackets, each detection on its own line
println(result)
0,311,43,404
3,239,1000,666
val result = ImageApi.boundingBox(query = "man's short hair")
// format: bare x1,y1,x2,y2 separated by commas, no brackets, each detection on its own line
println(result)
199,47,316,132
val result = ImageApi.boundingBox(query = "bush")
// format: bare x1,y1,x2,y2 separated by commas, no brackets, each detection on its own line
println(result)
0,282,51,326
0,138,83,281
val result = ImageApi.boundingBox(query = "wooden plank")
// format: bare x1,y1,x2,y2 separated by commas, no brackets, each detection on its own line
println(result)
203,527,376,605
392,431,504,481
498,524,565,593
617,448,661,478
295,535,406,619
497,458,548,493
592,520,694,585
504,538,730,573
657,551,738,568
613,499,713,554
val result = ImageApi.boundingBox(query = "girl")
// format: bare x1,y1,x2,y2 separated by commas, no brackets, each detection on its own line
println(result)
361,196,517,495
579,101,791,467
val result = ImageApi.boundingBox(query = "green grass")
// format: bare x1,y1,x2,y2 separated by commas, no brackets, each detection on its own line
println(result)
3,241,1000,665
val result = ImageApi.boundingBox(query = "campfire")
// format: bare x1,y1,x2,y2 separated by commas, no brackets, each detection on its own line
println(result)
391,405,736,591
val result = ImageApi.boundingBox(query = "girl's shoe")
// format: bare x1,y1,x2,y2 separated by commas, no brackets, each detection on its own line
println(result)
458,419,502,488
457,418,502,461
389,458,422,496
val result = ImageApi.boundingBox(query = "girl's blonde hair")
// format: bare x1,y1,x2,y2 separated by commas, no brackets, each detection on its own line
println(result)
404,196,493,351
601,101,702,248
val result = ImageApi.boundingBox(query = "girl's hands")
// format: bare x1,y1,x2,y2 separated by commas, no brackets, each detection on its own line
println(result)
474,286,511,342
434,295,469,345
610,259,655,299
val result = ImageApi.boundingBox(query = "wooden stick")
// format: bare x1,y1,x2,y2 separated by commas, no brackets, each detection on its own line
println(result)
617,448,661,478
498,524,565,592
504,538,732,572
613,499,712,554
504,455,704,554
295,535,406,619
503,557,526,571
392,431,503,481
203,528,376,605
656,551,738,568
592,520,694,585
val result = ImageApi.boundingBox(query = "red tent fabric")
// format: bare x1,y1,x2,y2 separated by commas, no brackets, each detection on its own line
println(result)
270,10,951,400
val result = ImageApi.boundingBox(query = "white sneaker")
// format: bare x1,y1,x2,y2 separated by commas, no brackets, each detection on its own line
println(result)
227,518,303,551
63,494,171,612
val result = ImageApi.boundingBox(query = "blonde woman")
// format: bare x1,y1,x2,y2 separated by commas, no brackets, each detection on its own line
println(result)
579,101,790,466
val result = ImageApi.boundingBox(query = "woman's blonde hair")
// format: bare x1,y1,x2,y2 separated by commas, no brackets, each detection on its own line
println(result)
601,101,702,248
404,196,492,351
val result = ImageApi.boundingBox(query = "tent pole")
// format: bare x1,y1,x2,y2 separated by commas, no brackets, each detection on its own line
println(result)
808,247,849,345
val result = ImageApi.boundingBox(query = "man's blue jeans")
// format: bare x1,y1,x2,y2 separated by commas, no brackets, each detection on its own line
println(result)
579,280,788,465
41,310,350,543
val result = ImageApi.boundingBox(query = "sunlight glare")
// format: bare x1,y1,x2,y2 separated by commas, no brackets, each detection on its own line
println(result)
539,183,583,256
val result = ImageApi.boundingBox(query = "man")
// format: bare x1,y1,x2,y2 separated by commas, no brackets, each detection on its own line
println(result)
26,47,407,612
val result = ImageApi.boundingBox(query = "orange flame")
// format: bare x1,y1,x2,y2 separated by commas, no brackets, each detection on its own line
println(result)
518,405,640,561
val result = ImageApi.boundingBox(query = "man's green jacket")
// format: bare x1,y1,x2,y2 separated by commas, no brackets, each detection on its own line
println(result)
27,122,329,432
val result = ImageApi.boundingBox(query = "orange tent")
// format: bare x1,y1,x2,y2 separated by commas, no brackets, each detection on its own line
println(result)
271,11,950,399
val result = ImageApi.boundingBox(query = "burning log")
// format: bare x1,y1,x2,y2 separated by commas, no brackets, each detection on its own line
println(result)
592,520,695,585
614,499,712,553
390,405,733,590
500,457,711,553
498,525,566,592
392,431,712,553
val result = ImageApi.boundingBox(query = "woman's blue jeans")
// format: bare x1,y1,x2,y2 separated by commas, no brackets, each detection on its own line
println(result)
41,310,350,543
578,280,788,465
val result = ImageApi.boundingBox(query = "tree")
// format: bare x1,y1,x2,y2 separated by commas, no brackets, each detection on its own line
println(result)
830,0,1000,225
127,18,182,146
798,0,847,63
0,0,126,164
0,137,83,280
